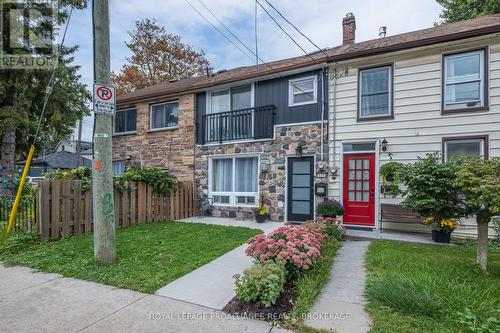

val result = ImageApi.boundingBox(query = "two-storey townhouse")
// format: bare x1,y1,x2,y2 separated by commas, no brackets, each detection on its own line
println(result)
326,14,500,237
194,59,329,222
113,78,199,182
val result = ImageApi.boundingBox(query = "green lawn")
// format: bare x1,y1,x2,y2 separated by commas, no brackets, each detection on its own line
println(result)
365,240,500,333
0,221,260,293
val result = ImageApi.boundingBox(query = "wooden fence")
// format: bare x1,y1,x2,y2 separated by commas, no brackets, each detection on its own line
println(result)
0,195,36,231
36,180,197,240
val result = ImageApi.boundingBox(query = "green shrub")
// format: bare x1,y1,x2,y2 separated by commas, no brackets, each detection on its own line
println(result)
45,166,178,194
316,199,344,217
0,231,38,257
234,259,287,307
366,274,445,318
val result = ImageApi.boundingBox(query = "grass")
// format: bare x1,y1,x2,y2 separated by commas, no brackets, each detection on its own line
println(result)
0,221,260,293
283,239,341,332
365,240,500,333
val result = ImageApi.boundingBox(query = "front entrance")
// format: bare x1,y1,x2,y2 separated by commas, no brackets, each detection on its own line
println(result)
287,157,314,222
343,153,375,226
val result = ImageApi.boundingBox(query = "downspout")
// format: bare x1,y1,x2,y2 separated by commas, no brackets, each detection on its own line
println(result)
320,67,325,162
331,63,338,170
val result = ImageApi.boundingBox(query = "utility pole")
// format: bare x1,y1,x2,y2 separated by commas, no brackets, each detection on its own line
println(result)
92,0,116,263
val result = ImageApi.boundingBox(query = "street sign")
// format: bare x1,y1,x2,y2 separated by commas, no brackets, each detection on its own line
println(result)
93,83,116,115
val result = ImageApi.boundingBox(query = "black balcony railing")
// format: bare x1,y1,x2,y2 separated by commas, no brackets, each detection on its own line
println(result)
201,105,275,144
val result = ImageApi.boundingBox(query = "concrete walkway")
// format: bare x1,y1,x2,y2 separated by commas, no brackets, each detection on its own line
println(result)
0,264,290,333
346,228,438,244
305,240,372,333
156,217,284,310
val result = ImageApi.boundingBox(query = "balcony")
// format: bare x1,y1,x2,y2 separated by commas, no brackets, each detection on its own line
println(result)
201,105,275,144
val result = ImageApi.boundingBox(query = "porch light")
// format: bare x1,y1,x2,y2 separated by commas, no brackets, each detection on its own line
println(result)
295,145,303,158
381,138,388,152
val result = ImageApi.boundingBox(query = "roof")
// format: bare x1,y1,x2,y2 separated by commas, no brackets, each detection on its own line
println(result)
18,151,92,169
118,14,500,104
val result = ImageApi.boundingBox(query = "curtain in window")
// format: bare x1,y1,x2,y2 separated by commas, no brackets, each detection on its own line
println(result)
235,157,257,192
212,159,233,192
152,103,179,128
360,67,390,117
446,140,483,161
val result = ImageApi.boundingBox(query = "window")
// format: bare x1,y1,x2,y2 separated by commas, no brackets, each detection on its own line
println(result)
443,136,488,162
113,161,126,175
150,101,179,129
288,76,317,106
343,142,376,152
210,156,258,205
358,65,392,119
208,84,252,113
443,49,485,112
114,108,137,133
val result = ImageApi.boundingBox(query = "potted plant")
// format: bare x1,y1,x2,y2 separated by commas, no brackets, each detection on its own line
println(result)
422,217,459,243
317,199,344,218
255,192,270,223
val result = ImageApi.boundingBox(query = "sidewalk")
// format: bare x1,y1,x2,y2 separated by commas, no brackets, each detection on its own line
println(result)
305,240,372,333
0,263,290,333
156,217,284,309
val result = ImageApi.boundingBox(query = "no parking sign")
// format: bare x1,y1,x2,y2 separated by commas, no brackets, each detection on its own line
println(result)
93,83,116,115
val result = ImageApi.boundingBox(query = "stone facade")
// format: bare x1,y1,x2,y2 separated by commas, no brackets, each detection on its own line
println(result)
194,123,328,221
113,94,195,182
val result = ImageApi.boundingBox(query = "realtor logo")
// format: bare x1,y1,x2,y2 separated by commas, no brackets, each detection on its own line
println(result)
0,0,58,69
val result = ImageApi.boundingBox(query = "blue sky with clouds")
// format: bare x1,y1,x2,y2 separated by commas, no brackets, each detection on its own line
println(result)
63,0,443,141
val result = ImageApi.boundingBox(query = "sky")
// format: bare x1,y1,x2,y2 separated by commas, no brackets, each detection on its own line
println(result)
63,0,444,141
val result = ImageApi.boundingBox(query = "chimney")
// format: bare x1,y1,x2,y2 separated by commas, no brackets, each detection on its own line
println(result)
342,13,356,45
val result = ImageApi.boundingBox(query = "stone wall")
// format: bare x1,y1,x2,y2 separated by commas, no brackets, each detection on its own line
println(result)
113,94,195,182
195,123,328,221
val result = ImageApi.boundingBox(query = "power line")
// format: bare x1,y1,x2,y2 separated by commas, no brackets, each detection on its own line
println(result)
255,0,323,68
183,0,324,104
262,0,329,58
33,7,74,145
183,0,255,63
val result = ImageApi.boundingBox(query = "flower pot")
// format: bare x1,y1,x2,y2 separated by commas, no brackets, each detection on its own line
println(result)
255,214,269,223
432,230,451,243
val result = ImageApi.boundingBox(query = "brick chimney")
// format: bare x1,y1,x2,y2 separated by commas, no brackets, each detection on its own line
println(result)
342,13,356,45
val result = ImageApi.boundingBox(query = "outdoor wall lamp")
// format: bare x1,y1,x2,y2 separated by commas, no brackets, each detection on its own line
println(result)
295,145,303,158
381,138,388,152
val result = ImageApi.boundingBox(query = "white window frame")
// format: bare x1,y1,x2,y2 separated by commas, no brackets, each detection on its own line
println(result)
208,155,259,207
206,83,255,114
149,100,179,130
443,137,486,162
288,75,317,107
443,49,485,111
358,65,393,119
113,107,137,134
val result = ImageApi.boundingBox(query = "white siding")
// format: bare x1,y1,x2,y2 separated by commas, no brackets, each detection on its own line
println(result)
328,36,500,238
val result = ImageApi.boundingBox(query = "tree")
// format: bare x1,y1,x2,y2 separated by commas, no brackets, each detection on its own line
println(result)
111,19,212,95
436,0,500,23
397,153,466,221
0,1,90,193
453,157,500,272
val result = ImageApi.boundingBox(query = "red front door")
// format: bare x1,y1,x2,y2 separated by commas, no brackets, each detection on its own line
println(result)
343,153,375,226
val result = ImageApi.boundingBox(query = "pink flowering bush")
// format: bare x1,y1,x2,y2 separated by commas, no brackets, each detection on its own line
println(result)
305,217,346,241
245,225,326,275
